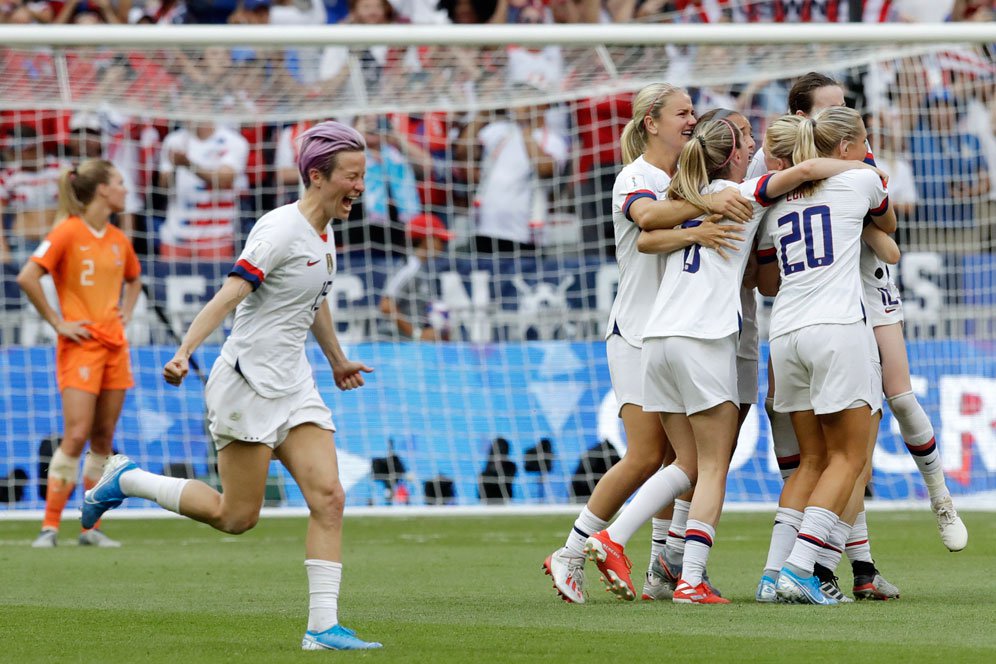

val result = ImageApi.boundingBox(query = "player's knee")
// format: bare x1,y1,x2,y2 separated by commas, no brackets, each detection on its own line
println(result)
619,450,665,480
218,510,260,535
309,482,345,522
798,452,827,475
88,425,115,452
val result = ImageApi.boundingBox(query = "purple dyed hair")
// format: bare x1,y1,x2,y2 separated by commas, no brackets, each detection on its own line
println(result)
297,120,366,186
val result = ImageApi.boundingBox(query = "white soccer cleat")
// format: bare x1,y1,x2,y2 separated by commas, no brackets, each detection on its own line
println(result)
31,529,58,548
931,496,968,552
542,547,586,604
79,529,122,548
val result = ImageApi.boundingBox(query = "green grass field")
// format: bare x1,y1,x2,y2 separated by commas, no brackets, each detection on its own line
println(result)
1,511,994,663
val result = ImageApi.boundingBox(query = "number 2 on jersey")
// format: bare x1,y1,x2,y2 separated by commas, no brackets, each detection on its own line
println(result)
80,259,95,286
777,205,834,275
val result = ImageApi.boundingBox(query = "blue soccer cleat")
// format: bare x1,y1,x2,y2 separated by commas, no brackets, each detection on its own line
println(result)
775,566,838,605
756,574,778,603
81,455,137,529
301,624,382,651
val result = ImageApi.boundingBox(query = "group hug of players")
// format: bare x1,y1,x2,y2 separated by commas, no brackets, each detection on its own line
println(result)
543,73,969,606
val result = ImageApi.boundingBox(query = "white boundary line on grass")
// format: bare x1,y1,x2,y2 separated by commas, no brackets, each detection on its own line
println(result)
1,499,993,521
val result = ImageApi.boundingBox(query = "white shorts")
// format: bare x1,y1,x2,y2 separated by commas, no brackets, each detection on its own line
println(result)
770,322,874,415
642,334,738,415
204,357,335,450
863,279,904,328
737,356,759,405
607,334,643,413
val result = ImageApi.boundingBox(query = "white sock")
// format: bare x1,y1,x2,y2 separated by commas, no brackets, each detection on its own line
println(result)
887,392,948,498
664,499,691,565
816,519,852,572
305,559,341,633
681,520,715,587
766,397,800,481
785,506,838,577
119,468,189,513
845,511,874,564
564,506,608,557
763,507,803,577
650,518,671,572
605,465,692,547
82,452,110,485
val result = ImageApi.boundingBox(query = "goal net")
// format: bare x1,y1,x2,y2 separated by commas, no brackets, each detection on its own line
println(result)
1,25,994,512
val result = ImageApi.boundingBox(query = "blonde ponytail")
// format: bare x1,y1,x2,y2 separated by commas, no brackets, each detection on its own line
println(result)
791,106,864,196
55,159,115,222
667,119,741,212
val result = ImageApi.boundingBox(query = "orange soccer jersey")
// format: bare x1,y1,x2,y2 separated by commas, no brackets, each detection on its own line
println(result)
32,215,140,350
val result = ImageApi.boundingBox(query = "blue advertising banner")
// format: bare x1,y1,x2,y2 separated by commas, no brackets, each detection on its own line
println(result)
2,340,994,510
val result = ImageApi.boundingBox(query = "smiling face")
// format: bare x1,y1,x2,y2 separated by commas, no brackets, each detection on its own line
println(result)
648,92,697,158
311,150,366,220
805,85,846,117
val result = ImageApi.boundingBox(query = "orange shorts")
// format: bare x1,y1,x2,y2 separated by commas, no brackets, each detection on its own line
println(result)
56,338,134,395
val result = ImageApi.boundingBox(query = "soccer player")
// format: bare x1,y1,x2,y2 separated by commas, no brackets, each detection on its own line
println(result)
757,107,897,605
542,83,753,604
16,158,141,548
616,115,873,604
80,121,382,651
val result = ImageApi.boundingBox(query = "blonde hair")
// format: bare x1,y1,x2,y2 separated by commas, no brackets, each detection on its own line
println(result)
764,114,804,164
667,119,741,212
620,83,682,164
792,106,864,196
56,159,116,221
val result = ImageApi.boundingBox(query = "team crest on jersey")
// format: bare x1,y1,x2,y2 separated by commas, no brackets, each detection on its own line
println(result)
628,174,646,191
79,366,90,381
326,254,334,274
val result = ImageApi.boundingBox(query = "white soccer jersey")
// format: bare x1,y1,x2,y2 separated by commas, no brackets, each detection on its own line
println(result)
158,126,249,251
644,176,775,341
605,156,671,347
220,203,337,399
759,169,889,340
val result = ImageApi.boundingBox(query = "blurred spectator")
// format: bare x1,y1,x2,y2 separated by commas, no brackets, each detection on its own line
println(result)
156,107,249,260
270,0,327,22
573,93,631,254
1,0,54,22
865,110,917,218
342,115,422,255
390,0,450,22
460,94,568,254
437,0,497,22
379,213,453,341
950,0,993,21
54,0,126,23
0,125,65,265
910,88,990,228
318,0,397,92
228,0,271,23
130,0,189,22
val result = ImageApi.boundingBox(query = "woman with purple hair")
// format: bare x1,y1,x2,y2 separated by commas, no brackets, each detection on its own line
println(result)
79,121,382,651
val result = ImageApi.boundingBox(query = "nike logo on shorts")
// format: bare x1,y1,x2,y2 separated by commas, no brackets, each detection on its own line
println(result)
884,307,897,313
307,259,320,266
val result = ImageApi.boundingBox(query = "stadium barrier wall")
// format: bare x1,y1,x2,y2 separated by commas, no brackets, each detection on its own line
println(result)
2,339,994,512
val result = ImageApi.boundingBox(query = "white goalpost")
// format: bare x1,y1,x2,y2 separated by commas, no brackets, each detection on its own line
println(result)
1,24,994,518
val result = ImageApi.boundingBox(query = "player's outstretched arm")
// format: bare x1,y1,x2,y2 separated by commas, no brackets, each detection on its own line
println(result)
311,300,373,391
120,276,143,326
163,275,253,386
629,188,753,231
763,159,886,199
637,219,743,259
